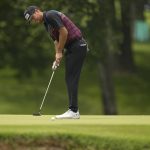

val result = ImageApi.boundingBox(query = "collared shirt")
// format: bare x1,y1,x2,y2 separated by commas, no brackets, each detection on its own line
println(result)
43,10,82,46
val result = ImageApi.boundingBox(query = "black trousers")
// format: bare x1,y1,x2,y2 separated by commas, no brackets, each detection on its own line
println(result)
65,39,87,112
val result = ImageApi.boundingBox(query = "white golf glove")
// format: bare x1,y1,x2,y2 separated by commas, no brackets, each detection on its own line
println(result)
52,60,59,71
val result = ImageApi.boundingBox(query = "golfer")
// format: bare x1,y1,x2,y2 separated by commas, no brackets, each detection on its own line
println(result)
24,6,88,119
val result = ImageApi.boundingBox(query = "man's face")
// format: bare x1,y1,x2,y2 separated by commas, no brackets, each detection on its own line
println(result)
31,9,43,23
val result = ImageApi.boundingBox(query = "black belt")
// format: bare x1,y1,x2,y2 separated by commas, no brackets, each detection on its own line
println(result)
65,37,82,49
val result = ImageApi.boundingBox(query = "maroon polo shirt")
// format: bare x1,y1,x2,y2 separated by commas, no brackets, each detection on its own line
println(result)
43,10,82,47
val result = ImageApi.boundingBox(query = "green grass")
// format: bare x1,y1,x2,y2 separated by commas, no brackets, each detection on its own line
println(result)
0,61,101,115
0,115,150,149
115,43,150,114
0,42,150,115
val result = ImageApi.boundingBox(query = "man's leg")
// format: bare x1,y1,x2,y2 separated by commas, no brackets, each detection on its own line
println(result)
65,41,87,112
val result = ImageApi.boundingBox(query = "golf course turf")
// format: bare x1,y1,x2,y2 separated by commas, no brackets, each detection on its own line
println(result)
0,115,150,150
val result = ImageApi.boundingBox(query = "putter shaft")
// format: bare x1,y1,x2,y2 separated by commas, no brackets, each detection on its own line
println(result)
39,71,55,110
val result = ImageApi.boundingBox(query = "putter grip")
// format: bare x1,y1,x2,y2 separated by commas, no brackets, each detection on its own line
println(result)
52,61,57,70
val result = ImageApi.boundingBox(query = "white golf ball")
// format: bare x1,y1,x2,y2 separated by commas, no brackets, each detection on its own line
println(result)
51,117,55,121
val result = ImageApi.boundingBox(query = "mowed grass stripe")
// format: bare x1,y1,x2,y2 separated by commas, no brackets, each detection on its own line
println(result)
0,115,150,141
0,115,150,125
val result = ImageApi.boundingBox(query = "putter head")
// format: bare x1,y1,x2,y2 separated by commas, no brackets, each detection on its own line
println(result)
33,111,42,116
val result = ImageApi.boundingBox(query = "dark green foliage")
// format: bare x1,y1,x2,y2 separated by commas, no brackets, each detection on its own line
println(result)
0,0,148,76
0,0,54,76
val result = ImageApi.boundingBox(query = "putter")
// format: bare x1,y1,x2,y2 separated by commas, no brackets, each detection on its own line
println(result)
33,71,55,116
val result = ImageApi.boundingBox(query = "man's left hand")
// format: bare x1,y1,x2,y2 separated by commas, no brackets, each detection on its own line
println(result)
52,52,63,71
52,60,59,70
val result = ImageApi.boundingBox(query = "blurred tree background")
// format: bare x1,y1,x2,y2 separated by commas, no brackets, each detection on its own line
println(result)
0,0,150,115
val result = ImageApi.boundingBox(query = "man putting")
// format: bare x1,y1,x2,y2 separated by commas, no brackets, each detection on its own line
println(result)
24,6,88,119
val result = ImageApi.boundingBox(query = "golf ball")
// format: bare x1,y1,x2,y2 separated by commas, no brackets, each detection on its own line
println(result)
51,117,55,121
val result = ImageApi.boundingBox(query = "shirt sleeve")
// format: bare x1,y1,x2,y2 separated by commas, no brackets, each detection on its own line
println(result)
46,12,64,29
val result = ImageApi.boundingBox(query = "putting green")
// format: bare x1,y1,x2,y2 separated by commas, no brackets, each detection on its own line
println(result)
0,115,150,141
0,115,150,125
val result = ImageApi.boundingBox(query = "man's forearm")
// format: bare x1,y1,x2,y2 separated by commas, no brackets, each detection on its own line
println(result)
56,27,68,53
